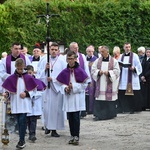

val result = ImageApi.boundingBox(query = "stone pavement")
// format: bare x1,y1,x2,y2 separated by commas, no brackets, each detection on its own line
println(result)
1,98,150,150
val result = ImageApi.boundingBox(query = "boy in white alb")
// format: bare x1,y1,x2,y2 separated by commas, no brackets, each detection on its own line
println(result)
26,65,46,142
2,58,37,149
57,51,89,145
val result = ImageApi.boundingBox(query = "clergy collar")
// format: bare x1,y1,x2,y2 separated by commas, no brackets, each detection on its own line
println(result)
86,56,92,61
67,61,79,69
102,55,109,61
124,52,130,56
11,55,20,61
147,57,150,60
32,56,40,61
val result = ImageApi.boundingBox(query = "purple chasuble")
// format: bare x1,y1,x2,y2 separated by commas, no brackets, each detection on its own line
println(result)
57,66,89,86
2,73,37,93
6,54,26,74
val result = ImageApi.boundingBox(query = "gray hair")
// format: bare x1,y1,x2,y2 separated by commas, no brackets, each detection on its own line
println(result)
69,42,78,48
113,46,120,53
1,52,8,58
101,46,109,53
137,46,145,53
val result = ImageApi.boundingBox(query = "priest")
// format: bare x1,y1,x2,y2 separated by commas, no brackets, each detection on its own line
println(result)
117,42,142,113
91,46,120,120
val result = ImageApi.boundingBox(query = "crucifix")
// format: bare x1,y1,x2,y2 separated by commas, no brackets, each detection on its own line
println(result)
37,2,59,88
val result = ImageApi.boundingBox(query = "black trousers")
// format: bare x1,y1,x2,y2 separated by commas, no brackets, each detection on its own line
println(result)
27,116,37,137
67,111,80,138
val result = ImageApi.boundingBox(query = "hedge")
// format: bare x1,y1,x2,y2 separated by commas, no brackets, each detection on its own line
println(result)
0,0,150,56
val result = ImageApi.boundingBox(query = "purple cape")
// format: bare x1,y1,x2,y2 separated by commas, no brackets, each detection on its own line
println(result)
2,73,37,93
34,78,46,91
57,66,89,86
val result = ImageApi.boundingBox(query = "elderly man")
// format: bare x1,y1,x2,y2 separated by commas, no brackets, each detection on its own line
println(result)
69,42,91,118
91,46,120,120
85,45,97,114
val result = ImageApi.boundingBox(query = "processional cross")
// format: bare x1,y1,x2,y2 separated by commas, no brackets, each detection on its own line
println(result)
37,2,59,88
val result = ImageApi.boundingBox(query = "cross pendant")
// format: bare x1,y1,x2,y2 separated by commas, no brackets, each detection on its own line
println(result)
51,69,53,73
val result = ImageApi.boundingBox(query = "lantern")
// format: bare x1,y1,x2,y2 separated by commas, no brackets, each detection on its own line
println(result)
1,128,9,145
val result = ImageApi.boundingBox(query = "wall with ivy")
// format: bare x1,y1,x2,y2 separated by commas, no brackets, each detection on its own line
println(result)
0,0,150,55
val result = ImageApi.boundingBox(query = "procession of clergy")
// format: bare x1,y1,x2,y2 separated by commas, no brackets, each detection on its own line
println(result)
0,41,149,148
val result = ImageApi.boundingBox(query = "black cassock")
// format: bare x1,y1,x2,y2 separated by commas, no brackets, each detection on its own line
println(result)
141,57,150,109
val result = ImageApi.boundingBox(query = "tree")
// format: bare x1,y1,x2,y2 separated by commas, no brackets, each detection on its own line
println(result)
0,0,7,4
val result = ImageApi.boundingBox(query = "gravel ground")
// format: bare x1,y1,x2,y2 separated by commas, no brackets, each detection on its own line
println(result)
1,108,150,150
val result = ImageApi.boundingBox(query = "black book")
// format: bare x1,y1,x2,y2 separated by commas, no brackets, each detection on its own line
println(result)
118,61,131,68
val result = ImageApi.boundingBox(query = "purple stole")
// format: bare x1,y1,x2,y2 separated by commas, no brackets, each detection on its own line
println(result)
6,54,26,74
78,53,84,69
95,56,114,100
86,55,97,94
88,56,97,71
57,66,88,86
120,52,133,87
2,73,37,93
29,56,33,62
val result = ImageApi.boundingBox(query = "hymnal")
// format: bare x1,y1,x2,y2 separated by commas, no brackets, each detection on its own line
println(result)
118,61,131,68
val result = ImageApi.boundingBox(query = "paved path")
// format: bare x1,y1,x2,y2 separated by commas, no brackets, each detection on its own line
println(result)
1,99,150,150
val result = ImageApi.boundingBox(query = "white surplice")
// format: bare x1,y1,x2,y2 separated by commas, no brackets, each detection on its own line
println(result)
59,72,88,112
3,77,36,114
118,53,142,90
27,91,44,116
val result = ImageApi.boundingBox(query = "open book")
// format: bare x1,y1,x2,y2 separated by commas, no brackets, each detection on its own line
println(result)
118,61,131,68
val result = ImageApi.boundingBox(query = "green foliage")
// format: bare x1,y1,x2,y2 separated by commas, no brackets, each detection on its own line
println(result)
0,0,150,55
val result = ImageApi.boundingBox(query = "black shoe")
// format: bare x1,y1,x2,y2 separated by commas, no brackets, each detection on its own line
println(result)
93,116,100,121
41,126,45,130
68,136,74,144
31,136,37,142
29,136,37,142
51,130,60,137
72,136,79,145
16,141,26,149
45,128,51,134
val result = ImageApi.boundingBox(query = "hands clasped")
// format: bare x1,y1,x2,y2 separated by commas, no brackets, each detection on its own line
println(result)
65,83,72,94
99,70,109,76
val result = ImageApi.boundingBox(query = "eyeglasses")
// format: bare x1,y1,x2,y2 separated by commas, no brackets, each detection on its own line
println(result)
67,57,75,60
